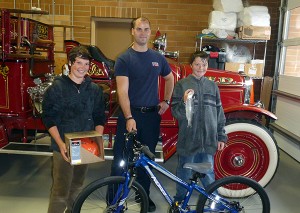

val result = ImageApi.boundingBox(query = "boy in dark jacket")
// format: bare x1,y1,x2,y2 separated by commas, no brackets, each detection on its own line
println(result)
171,51,227,202
42,46,106,213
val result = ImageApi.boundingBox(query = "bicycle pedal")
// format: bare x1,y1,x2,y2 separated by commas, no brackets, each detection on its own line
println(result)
134,194,142,203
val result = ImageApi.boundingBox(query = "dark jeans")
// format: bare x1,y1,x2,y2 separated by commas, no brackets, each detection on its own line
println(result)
110,108,161,196
48,151,88,213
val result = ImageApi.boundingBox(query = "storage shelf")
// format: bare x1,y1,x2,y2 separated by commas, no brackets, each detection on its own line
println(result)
196,37,268,44
196,36,268,80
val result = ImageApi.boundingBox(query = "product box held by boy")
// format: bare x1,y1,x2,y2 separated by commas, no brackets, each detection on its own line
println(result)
65,131,104,165
238,26,271,40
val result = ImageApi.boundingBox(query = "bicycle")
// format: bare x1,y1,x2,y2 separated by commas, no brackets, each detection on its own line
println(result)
73,131,270,213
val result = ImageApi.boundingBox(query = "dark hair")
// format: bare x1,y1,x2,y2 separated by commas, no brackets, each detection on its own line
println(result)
190,50,209,64
68,46,92,64
131,16,151,29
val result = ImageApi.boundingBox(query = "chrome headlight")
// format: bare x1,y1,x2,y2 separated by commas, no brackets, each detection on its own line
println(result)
244,76,253,104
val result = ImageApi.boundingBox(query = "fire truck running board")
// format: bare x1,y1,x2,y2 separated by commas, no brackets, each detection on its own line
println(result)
0,142,53,156
103,148,164,162
0,142,164,162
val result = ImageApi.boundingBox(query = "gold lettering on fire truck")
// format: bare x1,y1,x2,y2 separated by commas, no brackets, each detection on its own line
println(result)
88,62,105,76
0,65,9,79
207,76,235,84
36,24,48,39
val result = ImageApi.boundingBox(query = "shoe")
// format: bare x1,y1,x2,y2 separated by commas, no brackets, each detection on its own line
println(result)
148,198,156,212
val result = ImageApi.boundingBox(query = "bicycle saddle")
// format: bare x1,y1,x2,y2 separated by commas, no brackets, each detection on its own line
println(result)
183,162,213,174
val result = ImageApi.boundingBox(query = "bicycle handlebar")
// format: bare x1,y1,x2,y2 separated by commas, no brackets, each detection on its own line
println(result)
140,145,156,160
125,131,156,160
125,130,137,141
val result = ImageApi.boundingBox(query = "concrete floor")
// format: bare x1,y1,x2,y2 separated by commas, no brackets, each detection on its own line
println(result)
0,147,299,213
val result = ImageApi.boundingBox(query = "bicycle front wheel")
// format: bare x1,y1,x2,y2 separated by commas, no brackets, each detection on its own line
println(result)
196,176,270,213
73,176,148,213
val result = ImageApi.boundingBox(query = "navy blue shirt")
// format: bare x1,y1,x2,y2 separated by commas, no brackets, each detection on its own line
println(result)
114,48,171,107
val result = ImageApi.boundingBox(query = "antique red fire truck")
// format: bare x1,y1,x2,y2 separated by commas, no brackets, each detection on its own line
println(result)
0,8,278,189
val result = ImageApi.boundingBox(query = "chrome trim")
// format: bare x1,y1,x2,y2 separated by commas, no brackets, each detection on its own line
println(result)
244,76,253,104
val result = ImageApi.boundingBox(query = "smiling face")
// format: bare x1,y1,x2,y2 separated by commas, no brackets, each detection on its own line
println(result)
191,56,208,79
131,18,151,47
69,57,90,84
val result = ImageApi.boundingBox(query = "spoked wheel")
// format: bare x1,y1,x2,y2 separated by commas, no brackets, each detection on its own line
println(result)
73,176,148,213
215,120,279,193
197,176,270,213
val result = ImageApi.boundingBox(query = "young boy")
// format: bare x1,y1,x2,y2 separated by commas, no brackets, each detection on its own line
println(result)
171,50,227,202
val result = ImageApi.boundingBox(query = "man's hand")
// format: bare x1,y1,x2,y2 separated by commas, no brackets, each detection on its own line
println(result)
126,118,137,133
158,101,169,115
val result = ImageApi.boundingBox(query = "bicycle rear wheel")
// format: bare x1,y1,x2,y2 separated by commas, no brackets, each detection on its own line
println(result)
196,176,270,213
73,176,148,213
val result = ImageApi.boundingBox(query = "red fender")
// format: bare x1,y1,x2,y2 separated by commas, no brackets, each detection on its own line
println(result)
224,104,277,120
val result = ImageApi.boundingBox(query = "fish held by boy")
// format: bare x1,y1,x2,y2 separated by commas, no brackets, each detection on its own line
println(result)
186,90,194,127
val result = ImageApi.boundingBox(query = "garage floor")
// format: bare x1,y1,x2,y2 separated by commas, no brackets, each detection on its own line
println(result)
0,145,299,213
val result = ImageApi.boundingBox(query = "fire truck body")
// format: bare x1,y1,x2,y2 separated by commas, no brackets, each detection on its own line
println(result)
1,9,54,146
0,9,278,189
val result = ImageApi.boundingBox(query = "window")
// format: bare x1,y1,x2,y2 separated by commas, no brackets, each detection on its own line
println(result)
287,7,300,39
284,46,300,77
279,2,300,76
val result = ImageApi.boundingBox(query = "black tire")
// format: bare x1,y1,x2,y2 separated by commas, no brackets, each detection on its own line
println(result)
196,176,270,213
73,176,148,213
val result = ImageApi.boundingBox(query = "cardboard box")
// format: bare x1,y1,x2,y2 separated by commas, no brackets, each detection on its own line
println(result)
65,131,104,165
225,62,264,77
245,63,264,77
238,26,271,40
225,62,245,73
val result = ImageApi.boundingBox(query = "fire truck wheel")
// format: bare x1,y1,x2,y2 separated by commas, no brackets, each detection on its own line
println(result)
214,119,279,188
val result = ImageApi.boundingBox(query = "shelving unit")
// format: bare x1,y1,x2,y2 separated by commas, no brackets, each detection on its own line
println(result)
196,37,268,78
196,37,269,102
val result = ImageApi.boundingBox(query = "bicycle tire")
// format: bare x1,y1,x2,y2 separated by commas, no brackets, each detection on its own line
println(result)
73,176,148,213
196,176,270,213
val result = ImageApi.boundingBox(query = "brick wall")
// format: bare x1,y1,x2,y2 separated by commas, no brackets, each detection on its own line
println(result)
1,0,280,76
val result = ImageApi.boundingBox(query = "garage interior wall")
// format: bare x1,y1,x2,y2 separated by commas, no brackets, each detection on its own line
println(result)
0,0,281,77
92,18,132,61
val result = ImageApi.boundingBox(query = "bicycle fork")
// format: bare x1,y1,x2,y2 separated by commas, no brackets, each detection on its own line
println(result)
110,168,137,212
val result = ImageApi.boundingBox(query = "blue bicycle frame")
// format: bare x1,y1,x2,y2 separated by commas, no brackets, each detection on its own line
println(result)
116,151,234,213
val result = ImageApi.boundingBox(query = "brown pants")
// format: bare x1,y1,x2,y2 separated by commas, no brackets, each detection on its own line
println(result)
48,151,88,213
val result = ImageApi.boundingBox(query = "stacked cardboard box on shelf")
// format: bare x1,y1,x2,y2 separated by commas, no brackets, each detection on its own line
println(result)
225,60,264,78
206,2,269,77
237,26,271,40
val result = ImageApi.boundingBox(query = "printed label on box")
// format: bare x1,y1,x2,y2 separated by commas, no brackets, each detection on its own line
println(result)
248,67,257,75
70,140,81,164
